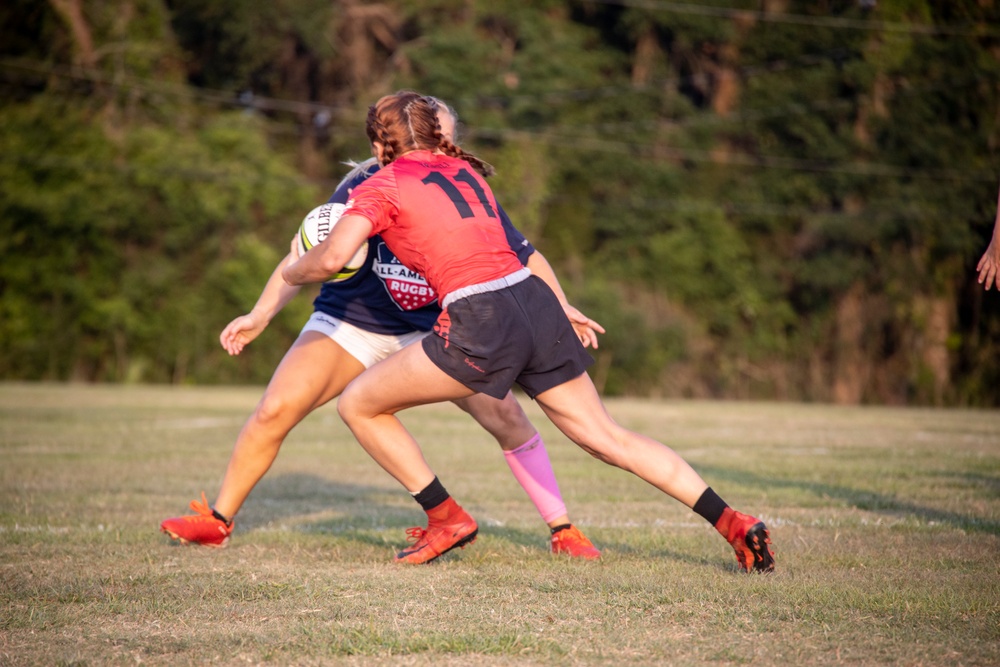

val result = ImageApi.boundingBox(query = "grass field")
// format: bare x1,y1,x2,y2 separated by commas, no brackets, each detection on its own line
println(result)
1,382,998,666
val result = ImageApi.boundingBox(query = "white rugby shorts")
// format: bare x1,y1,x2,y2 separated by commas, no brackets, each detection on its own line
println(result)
300,312,429,368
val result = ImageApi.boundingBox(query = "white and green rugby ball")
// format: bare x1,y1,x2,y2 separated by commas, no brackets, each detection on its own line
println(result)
296,202,368,282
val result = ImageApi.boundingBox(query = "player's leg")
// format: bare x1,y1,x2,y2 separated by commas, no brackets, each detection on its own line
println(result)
339,340,473,491
536,373,708,505
212,331,364,520
534,372,774,573
452,391,600,559
161,321,365,546
337,341,480,563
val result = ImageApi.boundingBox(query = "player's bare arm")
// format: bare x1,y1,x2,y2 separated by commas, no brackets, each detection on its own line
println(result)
283,213,372,286
976,184,1000,291
220,252,302,356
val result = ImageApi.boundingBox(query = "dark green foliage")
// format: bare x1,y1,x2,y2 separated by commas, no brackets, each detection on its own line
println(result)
0,100,318,382
166,0,335,91
0,0,997,404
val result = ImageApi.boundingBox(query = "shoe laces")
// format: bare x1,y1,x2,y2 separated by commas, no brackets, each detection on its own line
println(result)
404,526,428,545
189,492,215,518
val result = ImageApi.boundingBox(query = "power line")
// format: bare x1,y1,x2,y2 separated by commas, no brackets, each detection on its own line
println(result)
7,44,991,140
543,189,968,221
2,58,994,182
527,69,991,140
0,151,979,225
577,0,1000,37
2,49,847,120
0,58,363,120
0,150,340,193
442,44,934,112
472,127,996,182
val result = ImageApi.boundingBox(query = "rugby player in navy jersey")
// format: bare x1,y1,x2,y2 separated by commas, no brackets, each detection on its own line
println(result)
160,101,603,560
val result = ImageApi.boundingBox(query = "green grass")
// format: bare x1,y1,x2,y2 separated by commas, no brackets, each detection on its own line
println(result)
1,382,998,666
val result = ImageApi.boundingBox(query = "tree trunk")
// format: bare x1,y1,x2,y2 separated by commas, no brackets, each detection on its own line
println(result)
48,0,96,68
915,295,953,405
833,282,869,404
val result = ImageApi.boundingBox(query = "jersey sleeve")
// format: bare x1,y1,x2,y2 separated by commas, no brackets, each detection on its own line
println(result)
498,204,535,266
342,168,399,236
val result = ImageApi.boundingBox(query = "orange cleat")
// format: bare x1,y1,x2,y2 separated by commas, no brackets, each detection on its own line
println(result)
395,497,478,564
719,509,774,573
551,525,601,560
160,492,233,548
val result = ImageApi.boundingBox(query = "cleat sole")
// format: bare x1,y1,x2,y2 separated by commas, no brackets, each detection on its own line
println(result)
744,522,775,573
161,527,229,549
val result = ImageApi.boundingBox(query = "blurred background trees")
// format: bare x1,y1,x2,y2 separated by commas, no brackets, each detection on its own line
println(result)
1,0,997,405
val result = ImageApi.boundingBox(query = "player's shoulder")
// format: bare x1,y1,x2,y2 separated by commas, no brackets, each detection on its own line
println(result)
347,164,399,205
328,159,379,205
359,162,399,187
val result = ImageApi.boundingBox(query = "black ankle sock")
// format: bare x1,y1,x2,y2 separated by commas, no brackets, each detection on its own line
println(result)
211,508,232,527
549,523,572,535
412,477,450,512
692,488,728,526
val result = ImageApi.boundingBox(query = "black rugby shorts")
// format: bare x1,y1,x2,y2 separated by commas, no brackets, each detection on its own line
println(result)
422,275,594,399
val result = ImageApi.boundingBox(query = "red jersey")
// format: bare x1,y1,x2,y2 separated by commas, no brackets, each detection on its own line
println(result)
342,151,524,302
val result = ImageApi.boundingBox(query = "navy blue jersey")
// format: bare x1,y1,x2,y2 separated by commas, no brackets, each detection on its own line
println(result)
311,163,534,335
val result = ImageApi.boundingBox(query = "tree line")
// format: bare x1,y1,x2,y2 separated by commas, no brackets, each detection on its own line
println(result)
1,0,998,405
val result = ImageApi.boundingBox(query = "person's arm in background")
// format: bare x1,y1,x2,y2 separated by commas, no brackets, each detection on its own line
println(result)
976,182,1000,291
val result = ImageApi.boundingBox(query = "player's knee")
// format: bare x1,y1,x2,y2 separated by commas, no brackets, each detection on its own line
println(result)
487,404,530,435
338,384,385,429
336,385,361,426
253,391,300,429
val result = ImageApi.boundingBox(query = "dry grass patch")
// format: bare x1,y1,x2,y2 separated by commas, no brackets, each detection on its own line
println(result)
1,383,998,666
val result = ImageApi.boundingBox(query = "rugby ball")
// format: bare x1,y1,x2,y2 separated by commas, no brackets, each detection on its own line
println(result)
296,202,368,282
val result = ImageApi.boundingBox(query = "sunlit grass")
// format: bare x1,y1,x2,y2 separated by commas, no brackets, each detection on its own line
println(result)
1,382,998,666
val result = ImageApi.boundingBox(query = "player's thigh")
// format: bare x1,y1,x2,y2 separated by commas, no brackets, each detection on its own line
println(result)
340,341,473,418
534,373,622,451
266,330,366,414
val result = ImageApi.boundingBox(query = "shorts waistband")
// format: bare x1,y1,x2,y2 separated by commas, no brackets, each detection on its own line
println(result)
441,267,532,309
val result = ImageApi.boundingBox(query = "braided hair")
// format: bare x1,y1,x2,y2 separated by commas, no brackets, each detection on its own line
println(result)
366,91,495,177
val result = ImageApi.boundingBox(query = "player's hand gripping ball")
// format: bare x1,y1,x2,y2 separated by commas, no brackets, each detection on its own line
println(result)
296,202,368,282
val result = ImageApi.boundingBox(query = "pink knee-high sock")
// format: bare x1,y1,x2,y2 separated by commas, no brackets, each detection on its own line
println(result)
503,433,567,524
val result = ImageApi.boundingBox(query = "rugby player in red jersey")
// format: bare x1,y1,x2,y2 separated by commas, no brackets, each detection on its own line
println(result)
282,91,775,572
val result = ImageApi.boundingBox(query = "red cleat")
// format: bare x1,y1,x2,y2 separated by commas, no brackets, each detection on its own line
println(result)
160,492,233,548
395,497,478,564
551,525,601,560
719,508,774,573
